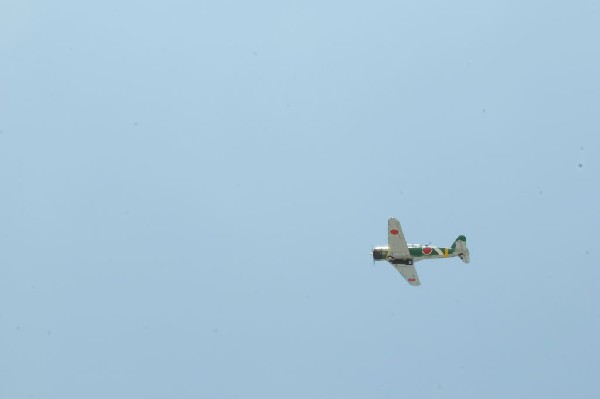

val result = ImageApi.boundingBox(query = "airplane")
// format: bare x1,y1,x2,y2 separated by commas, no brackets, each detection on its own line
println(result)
372,218,470,286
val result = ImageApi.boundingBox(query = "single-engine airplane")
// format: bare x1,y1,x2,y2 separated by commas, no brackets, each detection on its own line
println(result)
372,218,470,286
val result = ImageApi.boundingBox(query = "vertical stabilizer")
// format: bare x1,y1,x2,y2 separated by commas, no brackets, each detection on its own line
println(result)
451,235,470,263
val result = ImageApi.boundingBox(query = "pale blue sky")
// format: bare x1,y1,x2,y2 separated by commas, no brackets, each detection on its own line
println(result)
1,1,598,398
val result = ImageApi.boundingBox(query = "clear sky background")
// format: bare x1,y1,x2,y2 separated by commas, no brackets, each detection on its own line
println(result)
1,1,598,398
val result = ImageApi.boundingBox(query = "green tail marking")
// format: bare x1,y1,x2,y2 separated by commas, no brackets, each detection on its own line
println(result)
451,235,467,250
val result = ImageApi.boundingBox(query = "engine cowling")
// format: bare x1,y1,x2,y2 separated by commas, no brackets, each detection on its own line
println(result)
372,247,389,260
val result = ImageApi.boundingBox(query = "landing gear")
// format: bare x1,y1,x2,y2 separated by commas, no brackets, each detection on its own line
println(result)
389,258,413,266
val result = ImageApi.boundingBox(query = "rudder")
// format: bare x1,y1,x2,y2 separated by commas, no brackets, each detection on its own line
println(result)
451,235,470,263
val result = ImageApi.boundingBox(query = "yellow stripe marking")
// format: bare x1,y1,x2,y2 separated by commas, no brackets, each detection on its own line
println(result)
444,248,449,257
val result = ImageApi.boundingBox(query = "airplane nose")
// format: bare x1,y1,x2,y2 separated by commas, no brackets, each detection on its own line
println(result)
372,248,387,260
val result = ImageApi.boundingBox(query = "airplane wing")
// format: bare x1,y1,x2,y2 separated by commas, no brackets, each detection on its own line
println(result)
388,218,411,258
393,264,421,286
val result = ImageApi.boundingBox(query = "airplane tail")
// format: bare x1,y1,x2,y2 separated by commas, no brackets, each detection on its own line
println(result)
451,235,470,263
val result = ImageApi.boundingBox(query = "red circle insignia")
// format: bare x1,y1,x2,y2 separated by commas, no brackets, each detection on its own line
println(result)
408,278,416,282
390,229,399,235
422,247,432,255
